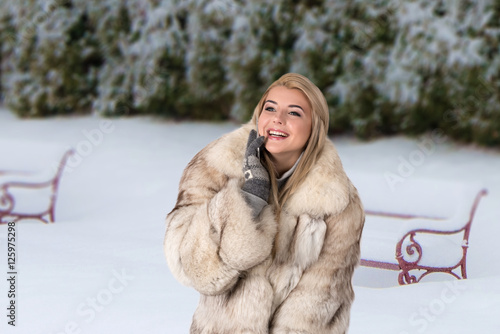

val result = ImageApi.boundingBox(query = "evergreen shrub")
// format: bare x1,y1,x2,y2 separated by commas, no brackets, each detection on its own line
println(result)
1,0,499,146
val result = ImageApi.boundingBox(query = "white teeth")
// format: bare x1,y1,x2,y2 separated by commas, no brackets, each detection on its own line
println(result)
269,131,288,137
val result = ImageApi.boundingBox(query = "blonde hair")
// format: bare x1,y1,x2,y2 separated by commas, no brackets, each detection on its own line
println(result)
251,73,329,218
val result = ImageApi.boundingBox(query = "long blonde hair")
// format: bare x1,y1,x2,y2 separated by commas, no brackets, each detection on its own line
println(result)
251,73,329,218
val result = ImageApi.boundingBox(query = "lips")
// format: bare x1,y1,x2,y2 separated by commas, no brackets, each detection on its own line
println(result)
267,129,289,139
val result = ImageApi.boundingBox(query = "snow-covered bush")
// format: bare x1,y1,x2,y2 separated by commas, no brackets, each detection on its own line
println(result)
0,2,15,101
225,0,300,120
183,0,236,119
93,0,236,119
290,0,398,136
291,0,500,145
121,0,191,118
1,0,499,145
6,0,102,117
383,0,500,145
94,0,188,116
88,0,137,116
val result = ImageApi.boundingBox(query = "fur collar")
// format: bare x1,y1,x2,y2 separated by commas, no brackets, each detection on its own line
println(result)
204,123,351,218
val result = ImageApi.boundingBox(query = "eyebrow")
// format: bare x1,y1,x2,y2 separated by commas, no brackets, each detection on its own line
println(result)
264,100,305,112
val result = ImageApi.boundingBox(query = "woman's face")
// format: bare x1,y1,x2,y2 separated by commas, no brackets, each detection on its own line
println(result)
257,86,312,169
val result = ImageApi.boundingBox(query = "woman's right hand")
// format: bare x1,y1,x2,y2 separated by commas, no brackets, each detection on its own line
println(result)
241,130,270,216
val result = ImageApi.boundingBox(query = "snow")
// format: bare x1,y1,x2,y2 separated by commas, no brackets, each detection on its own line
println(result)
0,108,499,333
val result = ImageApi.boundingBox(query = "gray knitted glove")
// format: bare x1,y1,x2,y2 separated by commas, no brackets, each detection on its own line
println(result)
241,130,270,217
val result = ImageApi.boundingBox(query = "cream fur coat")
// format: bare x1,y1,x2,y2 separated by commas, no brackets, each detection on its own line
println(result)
164,124,365,334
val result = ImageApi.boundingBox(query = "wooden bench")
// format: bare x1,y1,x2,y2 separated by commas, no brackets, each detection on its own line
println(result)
0,140,73,224
349,172,487,285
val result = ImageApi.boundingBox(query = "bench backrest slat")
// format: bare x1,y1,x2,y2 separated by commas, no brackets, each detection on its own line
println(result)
348,172,485,223
0,139,71,174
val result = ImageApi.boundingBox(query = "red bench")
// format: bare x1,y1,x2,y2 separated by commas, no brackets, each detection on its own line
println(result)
349,172,487,285
0,140,73,224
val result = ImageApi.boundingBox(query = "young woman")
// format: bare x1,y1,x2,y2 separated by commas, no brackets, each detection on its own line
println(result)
164,73,365,333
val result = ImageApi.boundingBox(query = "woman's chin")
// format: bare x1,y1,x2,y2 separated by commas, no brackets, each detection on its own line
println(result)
264,145,283,156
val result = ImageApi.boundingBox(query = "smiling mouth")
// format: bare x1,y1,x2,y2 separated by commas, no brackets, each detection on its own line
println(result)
268,130,289,138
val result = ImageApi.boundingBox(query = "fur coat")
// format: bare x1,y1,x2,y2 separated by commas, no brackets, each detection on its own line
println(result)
164,123,365,334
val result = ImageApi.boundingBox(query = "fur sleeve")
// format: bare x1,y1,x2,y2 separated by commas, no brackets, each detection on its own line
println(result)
164,148,277,296
271,185,365,333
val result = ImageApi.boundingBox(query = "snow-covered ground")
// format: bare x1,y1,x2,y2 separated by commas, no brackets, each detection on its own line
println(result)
0,108,499,333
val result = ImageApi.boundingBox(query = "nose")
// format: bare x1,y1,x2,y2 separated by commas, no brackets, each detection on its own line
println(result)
273,111,285,125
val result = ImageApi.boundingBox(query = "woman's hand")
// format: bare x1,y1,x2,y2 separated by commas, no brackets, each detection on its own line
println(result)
241,130,270,217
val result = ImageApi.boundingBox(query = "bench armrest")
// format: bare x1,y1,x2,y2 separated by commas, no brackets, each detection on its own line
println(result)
394,188,487,239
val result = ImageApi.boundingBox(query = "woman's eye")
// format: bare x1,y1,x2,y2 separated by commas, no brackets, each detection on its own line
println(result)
289,111,301,117
265,107,275,112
